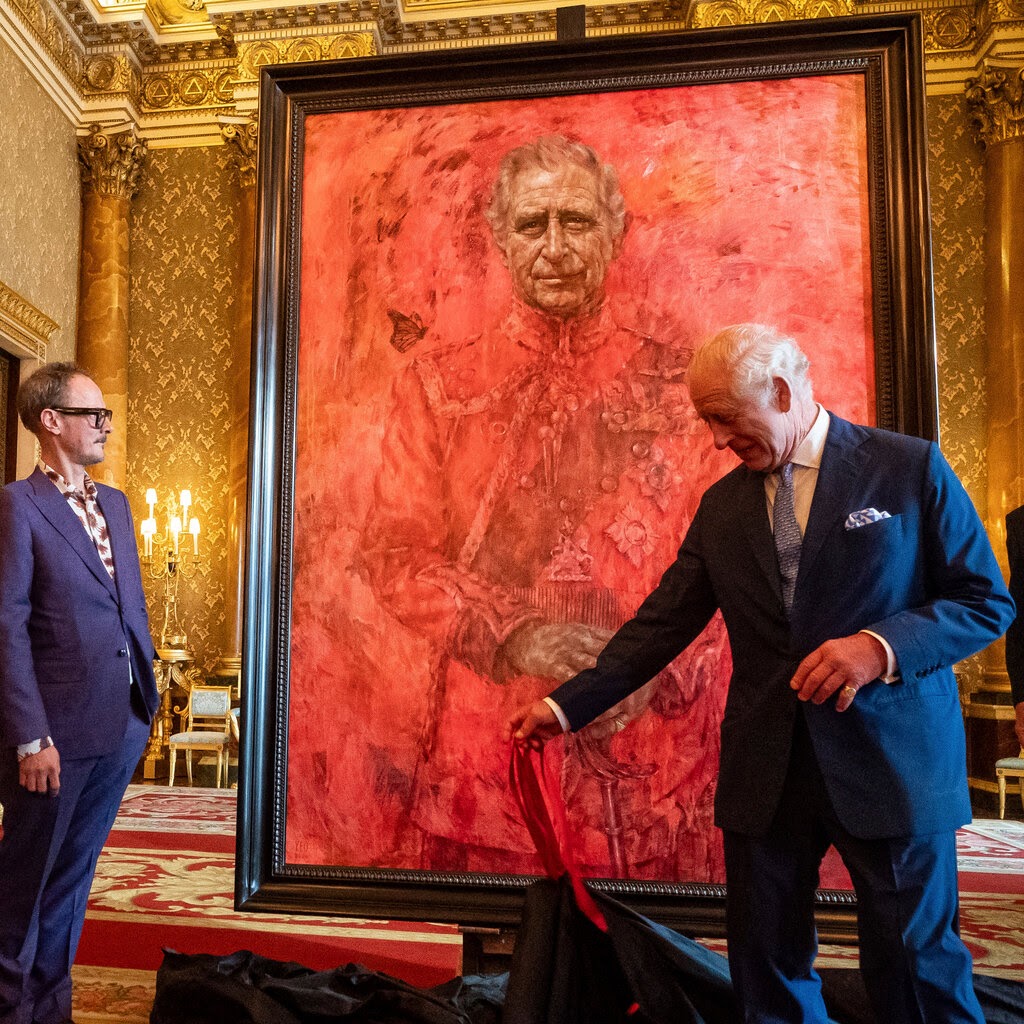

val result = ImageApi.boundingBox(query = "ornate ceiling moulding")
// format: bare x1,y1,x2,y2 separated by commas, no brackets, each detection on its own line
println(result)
586,1,692,34
0,0,86,119
966,60,1024,145
76,0,218,41
81,50,143,120
205,0,378,36
78,122,148,197
691,0,850,29
0,281,59,361
232,30,375,82
140,59,237,111
974,0,1024,39
6,0,1024,144
374,0,552,45
922,5,977,53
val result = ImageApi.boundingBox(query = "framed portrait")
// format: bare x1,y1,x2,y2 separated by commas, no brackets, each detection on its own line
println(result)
237,14,935,938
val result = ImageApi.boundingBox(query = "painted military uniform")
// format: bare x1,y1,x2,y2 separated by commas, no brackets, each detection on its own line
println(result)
360,299,731,880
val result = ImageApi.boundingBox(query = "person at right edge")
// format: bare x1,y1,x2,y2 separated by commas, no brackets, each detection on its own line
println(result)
507,323,1015,1024
1004,503,1024,748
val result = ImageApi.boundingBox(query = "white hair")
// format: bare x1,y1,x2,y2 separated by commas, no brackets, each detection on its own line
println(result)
688,323,813,407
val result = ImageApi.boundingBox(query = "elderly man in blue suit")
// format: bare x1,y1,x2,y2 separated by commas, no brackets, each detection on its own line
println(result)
0,363,158,1024
508,324,1014,1024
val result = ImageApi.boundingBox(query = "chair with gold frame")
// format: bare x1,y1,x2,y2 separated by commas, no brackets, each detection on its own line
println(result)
996,748,1024,820
167,685,233,788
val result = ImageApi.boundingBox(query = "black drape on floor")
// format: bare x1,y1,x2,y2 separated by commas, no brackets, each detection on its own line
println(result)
150,949,506,1024
151,933,1024,1023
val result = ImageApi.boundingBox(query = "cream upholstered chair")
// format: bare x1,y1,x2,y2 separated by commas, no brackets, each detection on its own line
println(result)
995,748,1024,819
167,685,233,788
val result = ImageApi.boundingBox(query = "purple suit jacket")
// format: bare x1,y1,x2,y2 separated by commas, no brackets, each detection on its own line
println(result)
0,467,158,759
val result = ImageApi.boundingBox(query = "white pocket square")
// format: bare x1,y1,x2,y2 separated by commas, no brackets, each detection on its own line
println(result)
845,508,892,530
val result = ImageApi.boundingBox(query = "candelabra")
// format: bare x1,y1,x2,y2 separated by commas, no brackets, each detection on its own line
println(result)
139,489,201,651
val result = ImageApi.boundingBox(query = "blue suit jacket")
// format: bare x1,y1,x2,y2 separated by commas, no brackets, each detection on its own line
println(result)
0,467,158,760
551,415,1014,840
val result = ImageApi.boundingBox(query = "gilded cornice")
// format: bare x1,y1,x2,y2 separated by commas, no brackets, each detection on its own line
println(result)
0,280,59,359
690,0,851,29
81,50,143,117
922,5,976,53
232,30,375,82
220,114,257,186
208,1,378,36
2,0,85,103
140,58,235,111
3,0,1024,145
966,61,1024,144
78,123,148,197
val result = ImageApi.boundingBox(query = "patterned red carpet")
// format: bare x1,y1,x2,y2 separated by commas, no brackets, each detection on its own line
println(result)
70,786,1024,1022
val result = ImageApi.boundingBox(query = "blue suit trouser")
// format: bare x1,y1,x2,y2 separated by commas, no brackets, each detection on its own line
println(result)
723,711,983,1024
0,711,149,1024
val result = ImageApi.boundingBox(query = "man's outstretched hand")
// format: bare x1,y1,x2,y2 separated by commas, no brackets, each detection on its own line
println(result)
505,699,563,750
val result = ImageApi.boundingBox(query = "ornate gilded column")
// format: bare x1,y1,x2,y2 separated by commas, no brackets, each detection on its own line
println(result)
77,124,147,488
216,117,258,679
966,64,1024,584
963,64,1024,792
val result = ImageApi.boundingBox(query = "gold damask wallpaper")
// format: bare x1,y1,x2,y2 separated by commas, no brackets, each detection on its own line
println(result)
0,37,80,358
127,145,242,672
926,93,988,515
928,91,990,691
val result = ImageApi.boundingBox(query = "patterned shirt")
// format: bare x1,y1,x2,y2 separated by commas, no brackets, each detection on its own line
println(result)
41,462,116,581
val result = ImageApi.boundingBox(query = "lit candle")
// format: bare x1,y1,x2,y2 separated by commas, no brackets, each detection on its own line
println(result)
180,489,191,516
140,518,155,557
145,488,157,518
189,517,200,555
170,516,181,554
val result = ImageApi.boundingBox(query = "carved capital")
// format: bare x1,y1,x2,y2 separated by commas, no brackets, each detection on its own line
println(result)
78,124,148,200
221,117,259,189
966,63,1024,148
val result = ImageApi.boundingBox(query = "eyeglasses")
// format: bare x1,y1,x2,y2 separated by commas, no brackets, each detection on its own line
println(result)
51,407,114,429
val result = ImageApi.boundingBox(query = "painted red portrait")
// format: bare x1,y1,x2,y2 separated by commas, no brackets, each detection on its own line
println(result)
284,75,874,887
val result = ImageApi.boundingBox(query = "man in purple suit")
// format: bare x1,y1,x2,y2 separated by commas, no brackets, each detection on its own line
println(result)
0,363,158,1024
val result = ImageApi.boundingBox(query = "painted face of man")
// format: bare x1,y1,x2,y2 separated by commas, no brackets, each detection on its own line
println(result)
499,162,619,320
689,366,800,474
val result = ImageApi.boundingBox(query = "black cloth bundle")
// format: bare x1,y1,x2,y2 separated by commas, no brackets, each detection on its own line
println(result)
502,744,740,1023
150,949,506,1024
502,873,739,1023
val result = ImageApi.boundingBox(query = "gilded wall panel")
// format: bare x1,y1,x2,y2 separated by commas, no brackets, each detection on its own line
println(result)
926,93,988,511
0,36,80,359
127,145,241,673
926,93,989,691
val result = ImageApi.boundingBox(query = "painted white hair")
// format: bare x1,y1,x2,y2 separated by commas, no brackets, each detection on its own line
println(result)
485,135,627,249
689,323,813,407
